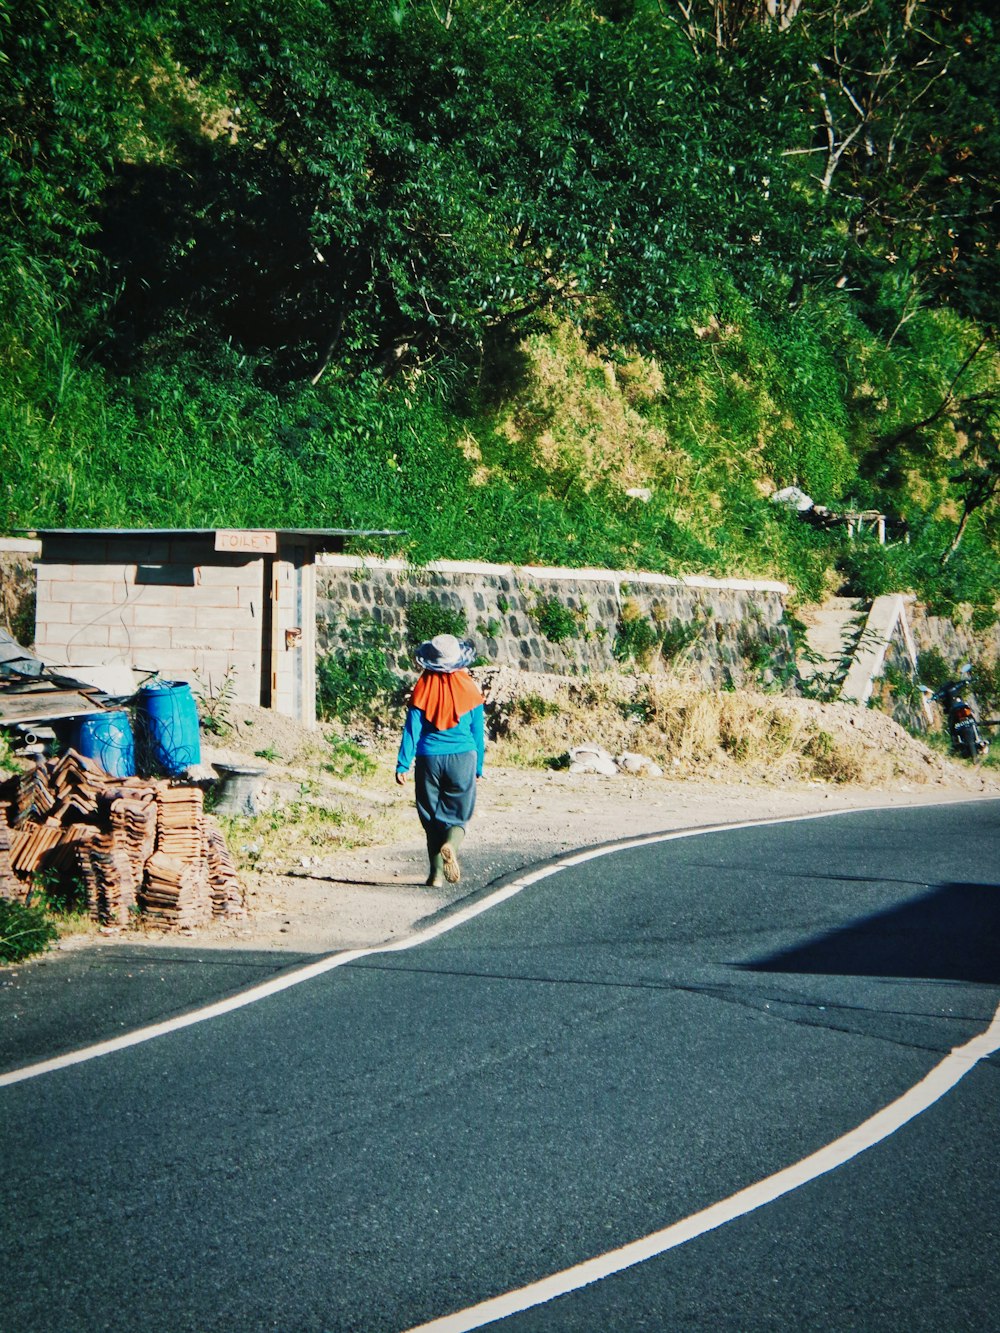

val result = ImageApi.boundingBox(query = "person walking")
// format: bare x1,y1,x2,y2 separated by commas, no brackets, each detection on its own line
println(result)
395,633,485,887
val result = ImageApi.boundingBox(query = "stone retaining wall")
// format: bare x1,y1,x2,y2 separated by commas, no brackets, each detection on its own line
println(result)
317,555,796,690
909,605,1000,668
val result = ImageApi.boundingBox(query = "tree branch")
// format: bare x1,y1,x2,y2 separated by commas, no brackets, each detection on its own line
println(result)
878,336,989,448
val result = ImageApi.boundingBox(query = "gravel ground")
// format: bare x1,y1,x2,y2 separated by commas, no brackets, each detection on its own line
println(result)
34,686,998,960
115,757,1000,957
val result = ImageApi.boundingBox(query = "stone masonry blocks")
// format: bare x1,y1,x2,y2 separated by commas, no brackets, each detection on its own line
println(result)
316,556,795,691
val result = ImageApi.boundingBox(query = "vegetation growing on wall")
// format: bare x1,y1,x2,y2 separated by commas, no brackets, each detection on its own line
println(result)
613,603,664,668
404,598,468,652
530,595,581,646
317,618,401,723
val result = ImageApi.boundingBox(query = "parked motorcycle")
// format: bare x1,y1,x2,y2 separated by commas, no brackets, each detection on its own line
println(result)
920,664,990,761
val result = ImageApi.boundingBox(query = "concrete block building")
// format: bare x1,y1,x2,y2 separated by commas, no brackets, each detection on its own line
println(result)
31,529,395,725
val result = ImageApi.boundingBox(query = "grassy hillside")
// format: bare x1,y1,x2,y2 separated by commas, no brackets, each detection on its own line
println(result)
4,258,997,623
2,1,998,627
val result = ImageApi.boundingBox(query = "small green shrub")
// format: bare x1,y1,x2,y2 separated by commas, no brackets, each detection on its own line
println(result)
25,865,86,916
661,616,702,663
514,693,562,724
971,606,999,634
0,731,17,777
324,735,377,779
531,595,579,644
916,647,951,692
614,614,661,665
618,684,657,724
971,659,1000,718
0,898,58,963
318,618,401,723
405,598,468,650
736,625,794,689
193,666,238,736
837,544,900,599
881,661,925,712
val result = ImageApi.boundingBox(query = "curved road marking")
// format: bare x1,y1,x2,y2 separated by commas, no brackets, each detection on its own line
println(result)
4,810,842,1087
0,800,988,1081
405,1000,1000,1331
4,799,998,1328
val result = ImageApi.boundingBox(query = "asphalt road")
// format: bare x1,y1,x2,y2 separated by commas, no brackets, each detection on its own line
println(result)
2,800,998,1332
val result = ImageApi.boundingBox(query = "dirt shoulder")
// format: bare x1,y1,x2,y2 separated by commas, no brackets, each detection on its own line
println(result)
123,758,999,957
48,682,999,960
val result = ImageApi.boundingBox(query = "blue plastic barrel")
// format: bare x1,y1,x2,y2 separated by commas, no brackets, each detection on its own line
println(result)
72,710,136,778
136,680,201,776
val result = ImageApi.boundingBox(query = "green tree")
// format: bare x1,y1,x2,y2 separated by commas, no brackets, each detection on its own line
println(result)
0,1,190,283
670,2,1000,336
62,1,818,381
942,392,1000,563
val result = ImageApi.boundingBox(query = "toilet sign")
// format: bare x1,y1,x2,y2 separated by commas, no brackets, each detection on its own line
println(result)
214,529,277,553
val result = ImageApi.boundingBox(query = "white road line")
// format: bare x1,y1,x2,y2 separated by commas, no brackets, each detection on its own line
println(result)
405,1000,1000,1333
0,807,865,1088
0,801,975,1093
5,799,997,1330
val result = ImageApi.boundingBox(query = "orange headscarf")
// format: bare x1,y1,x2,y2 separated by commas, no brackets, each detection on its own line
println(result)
410,669,484,731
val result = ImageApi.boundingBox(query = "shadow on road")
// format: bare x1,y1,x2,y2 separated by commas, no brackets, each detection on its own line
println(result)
741,881,1000,986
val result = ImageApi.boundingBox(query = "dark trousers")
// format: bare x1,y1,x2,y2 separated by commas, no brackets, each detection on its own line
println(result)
414,751,477,849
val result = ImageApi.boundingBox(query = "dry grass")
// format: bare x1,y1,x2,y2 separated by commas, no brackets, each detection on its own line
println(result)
482,670,936,787
495,318,687,495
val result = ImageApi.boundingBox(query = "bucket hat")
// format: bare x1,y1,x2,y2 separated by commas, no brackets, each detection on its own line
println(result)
414,633,476,673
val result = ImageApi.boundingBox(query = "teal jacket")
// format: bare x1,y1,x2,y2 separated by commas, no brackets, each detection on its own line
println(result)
396,703,485,777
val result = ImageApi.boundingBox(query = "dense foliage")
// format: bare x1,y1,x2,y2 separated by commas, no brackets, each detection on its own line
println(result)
1,0,998,618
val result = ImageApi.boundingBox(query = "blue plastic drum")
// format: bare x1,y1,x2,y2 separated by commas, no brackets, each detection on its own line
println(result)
135,680,201,776
72,710,136,778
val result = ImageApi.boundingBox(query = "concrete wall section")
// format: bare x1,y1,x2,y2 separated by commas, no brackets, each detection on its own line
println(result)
269,543,316,723
316,555,795,689
34,535,265,706
840,595,932,730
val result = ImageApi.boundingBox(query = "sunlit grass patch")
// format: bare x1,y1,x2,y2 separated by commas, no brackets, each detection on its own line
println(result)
0,897,59,964
218,798,376,873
